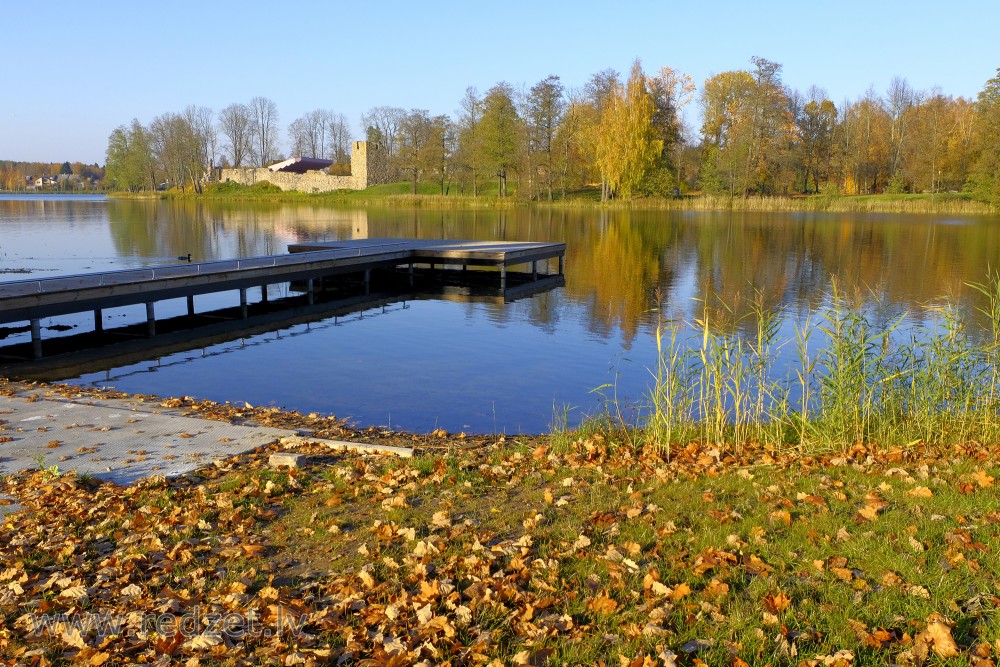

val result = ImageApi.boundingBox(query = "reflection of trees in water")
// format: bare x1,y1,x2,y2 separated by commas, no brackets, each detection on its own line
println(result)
97,201,1000,339
107,200,360,261
368,207,1000,338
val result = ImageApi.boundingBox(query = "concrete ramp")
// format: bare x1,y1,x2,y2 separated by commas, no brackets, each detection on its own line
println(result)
0,392,297,486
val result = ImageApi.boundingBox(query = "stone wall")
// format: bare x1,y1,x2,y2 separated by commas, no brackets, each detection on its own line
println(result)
218,141,390,193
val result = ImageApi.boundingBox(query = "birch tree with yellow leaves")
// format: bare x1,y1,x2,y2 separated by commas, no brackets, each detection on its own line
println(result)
593,60,662,200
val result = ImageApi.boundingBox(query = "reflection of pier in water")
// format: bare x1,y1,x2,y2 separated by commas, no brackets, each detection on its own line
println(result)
0,238,564,376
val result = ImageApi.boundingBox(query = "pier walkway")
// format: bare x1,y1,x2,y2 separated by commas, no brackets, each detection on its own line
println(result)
0,238,565,359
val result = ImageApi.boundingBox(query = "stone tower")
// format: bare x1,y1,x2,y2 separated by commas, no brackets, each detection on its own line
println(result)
351,141,391,188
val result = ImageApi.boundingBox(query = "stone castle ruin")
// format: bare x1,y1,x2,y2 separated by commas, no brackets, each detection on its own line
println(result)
217,141,391,192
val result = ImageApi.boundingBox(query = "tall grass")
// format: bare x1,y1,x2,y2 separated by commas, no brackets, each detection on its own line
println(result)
639,276,1000,455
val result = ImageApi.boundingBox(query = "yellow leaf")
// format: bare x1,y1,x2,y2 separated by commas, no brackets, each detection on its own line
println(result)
973,470,996,488
59,585,88,599
669,582,691,602
416,603,433,624
61,626,88,649
769,509,791,526
857,505,880,522
588,592,619,614
907,486,933,498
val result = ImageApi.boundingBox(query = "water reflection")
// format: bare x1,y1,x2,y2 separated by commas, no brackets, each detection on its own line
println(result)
3,195,1000,432
82,200,1000,339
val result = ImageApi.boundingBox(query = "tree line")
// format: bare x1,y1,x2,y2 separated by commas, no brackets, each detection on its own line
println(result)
0,161,104,191
101,60,1000,205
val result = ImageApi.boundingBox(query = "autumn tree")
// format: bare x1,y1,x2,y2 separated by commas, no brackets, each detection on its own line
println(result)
581,68,621,199
592,60,662,200
105,119,155,192
644,66,695,193
835,91,891,194
0,164,24,191
249,96,280,167
149,112,202,192
886,76,918,180
698,57,791,196
797,88,837,192
423,115,456,195
396,109,433,193
361,106,405,159
699,70,755,194
902,91,961,193
552,95,588,197
455,87,483,196
525,75,565,200
945,96,976,188
968,68,1000,205
328,113,352,165
219,103,253,168
478,83,522,197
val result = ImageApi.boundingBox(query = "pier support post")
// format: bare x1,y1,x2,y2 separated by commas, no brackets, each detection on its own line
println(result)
94,309,103,333
500,264,507,290
408,263,414,286
558,255,564,275
306,278,314,305
260,285,268,304
30,319,42,359
240,289,248,319
532,260,538,281
186,295,195,317
364,269,370,295
145,303,156,337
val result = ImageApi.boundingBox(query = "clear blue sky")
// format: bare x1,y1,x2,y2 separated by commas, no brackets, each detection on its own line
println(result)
2,0,997,165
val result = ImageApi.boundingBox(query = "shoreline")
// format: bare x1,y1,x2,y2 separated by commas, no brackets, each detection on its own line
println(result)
3,373,1000,665
0,377,538,453
99,188,998,216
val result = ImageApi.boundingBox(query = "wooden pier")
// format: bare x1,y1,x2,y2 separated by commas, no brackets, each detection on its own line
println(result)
0,238,565,360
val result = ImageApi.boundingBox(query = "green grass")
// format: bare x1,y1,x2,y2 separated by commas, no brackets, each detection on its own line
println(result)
4,404,1000,665
110,181,997,214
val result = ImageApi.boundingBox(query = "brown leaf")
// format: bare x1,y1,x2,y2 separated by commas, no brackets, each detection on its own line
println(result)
762,591,791,614
915,614,959,659
704,579,730,598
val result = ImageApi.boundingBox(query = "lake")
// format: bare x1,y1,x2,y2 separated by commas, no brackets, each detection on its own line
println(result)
2,194,999,434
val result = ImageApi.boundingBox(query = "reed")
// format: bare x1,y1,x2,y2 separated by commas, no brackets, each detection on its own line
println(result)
634,276,1000,455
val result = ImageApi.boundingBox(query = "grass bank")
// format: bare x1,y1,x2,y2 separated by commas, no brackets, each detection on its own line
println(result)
112,182,998,215
4,276,1000,665
1,379,999,666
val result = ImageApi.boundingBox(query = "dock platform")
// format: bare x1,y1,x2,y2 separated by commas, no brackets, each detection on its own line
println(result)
0,238,565,360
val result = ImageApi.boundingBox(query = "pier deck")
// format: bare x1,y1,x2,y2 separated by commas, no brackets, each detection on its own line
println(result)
0,238,565,359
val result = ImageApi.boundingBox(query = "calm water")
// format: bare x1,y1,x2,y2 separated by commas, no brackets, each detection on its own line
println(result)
2,194,999,433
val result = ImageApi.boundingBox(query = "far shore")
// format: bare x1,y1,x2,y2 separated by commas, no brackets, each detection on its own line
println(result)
99,183,997,216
